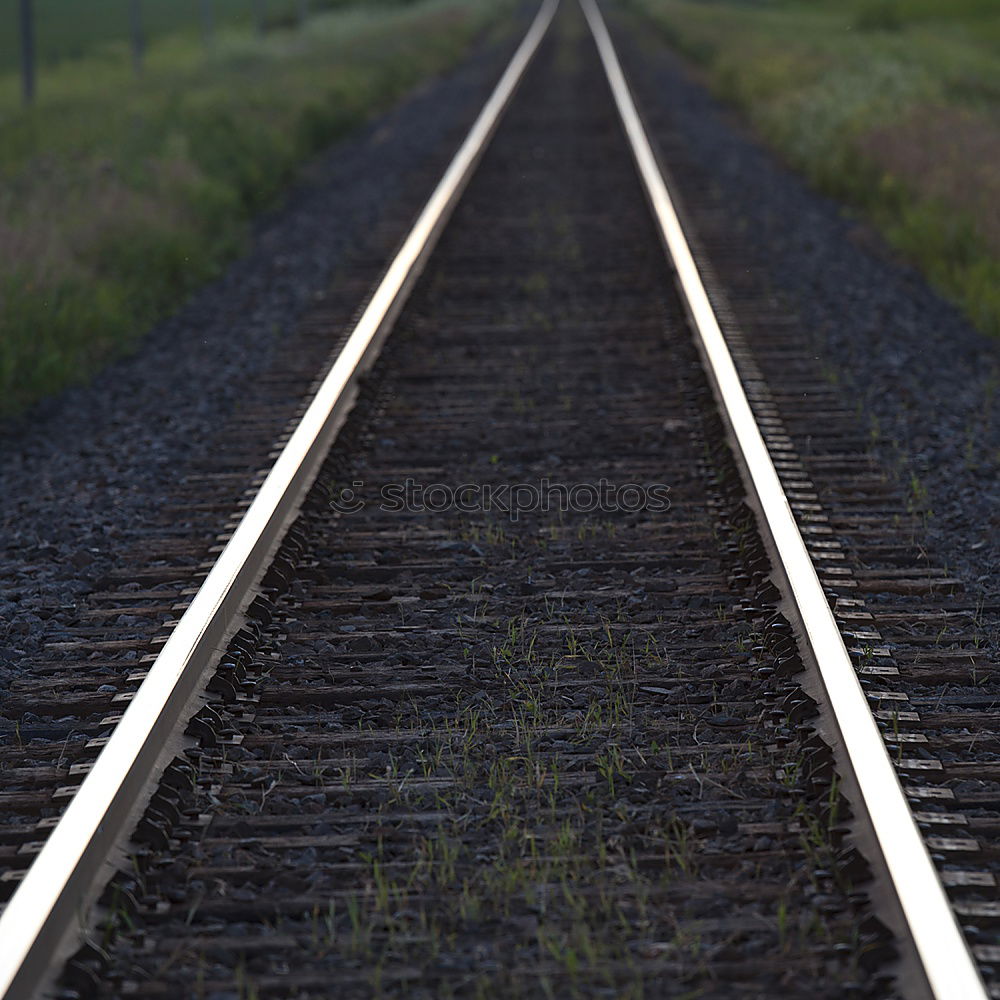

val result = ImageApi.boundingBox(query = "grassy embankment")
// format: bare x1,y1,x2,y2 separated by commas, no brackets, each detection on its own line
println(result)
0,0,319,71
0,0,507,416
626,0,1000,339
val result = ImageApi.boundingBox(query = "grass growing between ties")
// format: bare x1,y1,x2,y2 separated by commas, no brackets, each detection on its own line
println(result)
0,0,507,416
261,590,864,996
624,0,1000,339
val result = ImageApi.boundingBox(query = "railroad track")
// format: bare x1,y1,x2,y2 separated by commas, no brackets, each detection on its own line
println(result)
1,1,998,996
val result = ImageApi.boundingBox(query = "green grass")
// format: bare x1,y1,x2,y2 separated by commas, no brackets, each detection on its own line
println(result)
626,0,1000,340
0,0,508,415
1,0,247,72
0,0,395,73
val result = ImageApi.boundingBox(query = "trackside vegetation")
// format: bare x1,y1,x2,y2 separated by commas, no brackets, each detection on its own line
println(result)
0,0,507,415
625,0,1000,341
0,1,357,74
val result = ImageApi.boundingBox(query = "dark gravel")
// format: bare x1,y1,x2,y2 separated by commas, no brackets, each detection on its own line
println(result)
0,23,520,712
612,14,1000,602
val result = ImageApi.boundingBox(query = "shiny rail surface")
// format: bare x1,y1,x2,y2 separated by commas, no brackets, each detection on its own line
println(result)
577,1,987,998
0,1,990,997
0,3,558,997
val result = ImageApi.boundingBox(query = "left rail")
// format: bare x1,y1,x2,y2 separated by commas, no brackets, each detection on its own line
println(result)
0,2,559,995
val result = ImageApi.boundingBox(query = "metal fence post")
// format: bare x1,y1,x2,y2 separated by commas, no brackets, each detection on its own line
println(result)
201,0,215,52
19,0,35,105
255,0,266,35
130,0,144,75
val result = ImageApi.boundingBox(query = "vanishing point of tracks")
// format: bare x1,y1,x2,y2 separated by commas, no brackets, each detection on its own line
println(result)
2,2,1000,997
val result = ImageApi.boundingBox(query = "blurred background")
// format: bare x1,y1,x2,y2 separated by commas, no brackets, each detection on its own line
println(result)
1,0,997,419
629,0,1000,343
0,0,501,416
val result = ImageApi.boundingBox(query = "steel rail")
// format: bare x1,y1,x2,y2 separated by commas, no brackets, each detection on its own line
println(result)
577,1,986,997
0,2,559,995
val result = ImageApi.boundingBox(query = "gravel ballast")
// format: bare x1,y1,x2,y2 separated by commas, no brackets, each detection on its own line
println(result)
0,22,522,717
610,15,1000,609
